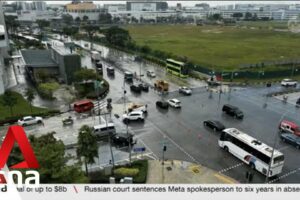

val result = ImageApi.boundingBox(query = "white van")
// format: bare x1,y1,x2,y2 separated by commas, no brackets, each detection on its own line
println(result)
93,123,116,137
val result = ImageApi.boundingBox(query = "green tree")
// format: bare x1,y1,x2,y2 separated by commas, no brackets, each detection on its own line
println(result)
63,26,79,36
82,25,99,49
83,15,89,22
36,19,50,30
105,26,131,47
4,15,19,35
38,82,59,99
36,70,50,83
233,12,243,20
75,17,81,24
74,68,99,83
98,12,112,24
62,14,73,24
82,25,98,39
245,12,252,20
77,125,98,175
0,91,18,116
9,132,89,183
208,13,222,21
25,88,36,114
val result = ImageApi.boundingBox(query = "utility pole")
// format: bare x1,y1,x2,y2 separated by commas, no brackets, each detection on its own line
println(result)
291,61,295,78
127,121,132,165
105,113,115,169
94,80,101,124
123,78,126,114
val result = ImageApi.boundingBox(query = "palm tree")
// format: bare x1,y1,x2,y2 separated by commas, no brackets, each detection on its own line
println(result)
25,88,36,114
76,125,98,176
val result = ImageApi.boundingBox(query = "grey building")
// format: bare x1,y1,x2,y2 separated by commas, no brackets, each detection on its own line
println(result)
126,1,168,11
0,2,9,94
21,42,81,85
21,50,59,83
50,41,81,84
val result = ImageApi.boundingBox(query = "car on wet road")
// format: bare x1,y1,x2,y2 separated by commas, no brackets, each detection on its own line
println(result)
203,120,226,132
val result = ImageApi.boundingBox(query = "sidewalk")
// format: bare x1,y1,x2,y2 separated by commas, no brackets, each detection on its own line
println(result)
147,160,238,184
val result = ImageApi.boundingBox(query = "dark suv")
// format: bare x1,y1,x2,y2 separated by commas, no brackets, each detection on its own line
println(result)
130,84,142,93
112,134,136,147
222,104,244,119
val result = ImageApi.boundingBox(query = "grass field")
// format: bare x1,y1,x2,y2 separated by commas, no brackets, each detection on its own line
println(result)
0,92,49,121
127,24,300,70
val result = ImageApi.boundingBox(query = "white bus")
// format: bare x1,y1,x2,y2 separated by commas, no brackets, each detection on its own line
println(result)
219,128,284,177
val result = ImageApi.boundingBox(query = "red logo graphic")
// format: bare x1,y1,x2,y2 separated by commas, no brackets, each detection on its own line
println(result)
0,126,39,183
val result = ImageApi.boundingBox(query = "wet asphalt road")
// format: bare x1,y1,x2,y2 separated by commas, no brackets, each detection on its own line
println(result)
2,36,300,183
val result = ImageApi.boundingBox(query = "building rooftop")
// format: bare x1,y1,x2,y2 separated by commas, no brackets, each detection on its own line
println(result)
50,41,77,56
21,49,58,68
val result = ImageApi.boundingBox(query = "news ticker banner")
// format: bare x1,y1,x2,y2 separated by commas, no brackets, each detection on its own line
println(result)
1,184,300,200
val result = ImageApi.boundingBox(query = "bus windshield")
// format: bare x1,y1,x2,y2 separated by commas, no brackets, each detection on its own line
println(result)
273,155,284,165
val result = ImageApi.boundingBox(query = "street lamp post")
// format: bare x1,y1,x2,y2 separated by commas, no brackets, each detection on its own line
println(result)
265,111,290,183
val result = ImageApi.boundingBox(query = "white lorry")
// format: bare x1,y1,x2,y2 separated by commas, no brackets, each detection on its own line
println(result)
91,51,101,62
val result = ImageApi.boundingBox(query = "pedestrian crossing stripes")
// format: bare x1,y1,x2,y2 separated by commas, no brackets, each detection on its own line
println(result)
218,162,244,173
268,167,300,183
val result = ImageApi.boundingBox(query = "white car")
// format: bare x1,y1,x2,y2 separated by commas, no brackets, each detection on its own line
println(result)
146,70,156,78
179,86,192,95
281,79,297,87
123,111,144,123
168,99,181,108
18,116,43,127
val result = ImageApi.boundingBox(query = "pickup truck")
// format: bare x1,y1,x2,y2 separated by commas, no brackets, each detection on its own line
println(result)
128,103,147,113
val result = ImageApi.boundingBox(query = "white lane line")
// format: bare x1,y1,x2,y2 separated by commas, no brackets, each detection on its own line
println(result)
134,136,159,160
269,167,300,183
218,162,244,173
146,119,200,164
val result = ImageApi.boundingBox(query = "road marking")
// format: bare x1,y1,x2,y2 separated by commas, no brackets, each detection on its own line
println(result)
135,137,159,160
269,167,300,183
146,119,200,164
214,173,237,184
218,162,244,173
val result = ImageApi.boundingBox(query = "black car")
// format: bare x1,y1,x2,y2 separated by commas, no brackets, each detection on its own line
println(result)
203,120,225,132
96,62,103,75
107,67,115,76
222,104,244,119
296,98,300,107
281,133,300,149
112,134,136,147
130,84,142,93
139,83,149,92
156,101,169,109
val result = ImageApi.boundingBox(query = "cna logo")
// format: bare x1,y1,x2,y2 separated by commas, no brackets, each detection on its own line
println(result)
0,126,40,186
